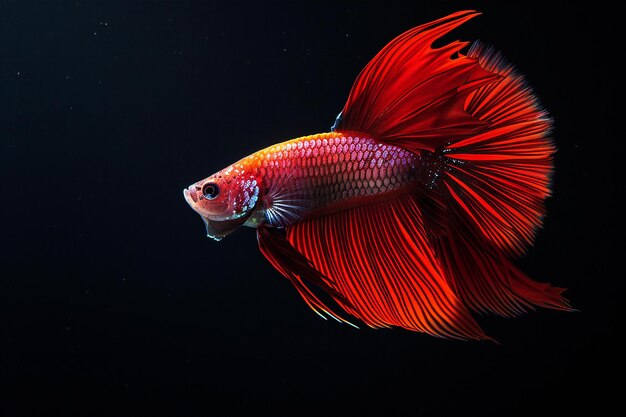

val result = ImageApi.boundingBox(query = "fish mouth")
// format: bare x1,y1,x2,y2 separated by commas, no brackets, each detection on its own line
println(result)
183,187,198,205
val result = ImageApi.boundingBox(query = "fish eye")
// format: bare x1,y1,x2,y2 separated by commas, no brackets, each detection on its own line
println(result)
202,183,219,200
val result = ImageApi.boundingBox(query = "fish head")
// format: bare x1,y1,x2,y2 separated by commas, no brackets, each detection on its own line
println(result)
183,164,260,241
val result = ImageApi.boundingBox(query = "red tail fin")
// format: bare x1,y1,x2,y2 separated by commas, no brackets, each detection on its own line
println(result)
432,42,569,315
444,42,554,257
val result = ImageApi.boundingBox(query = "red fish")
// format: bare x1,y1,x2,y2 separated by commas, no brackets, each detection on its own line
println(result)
183,11,572,340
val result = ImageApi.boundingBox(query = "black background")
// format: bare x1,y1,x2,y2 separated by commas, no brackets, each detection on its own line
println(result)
1,1,621,416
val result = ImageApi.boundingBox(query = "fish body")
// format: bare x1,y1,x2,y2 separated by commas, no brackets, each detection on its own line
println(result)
185,133,420,231
183,11,572,339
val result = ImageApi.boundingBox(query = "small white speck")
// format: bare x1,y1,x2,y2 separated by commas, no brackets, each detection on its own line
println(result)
16,71,20,75
283,48,287,52
93,32,97,35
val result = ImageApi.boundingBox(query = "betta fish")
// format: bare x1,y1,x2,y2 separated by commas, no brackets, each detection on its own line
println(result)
183,11,572,340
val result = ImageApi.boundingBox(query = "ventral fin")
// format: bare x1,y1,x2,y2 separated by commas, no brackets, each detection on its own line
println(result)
203,215,250,241
257,226,357,326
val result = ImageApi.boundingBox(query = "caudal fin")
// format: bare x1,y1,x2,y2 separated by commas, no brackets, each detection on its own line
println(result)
433,42,571,316
444,42,555,257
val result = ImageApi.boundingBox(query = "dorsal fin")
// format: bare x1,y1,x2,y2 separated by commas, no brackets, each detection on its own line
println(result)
334,10,499,152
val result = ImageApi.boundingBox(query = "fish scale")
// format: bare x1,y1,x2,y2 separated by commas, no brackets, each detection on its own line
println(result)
234,132,421,223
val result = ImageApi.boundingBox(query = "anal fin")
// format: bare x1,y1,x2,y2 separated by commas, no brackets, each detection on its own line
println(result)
279,195,490,340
